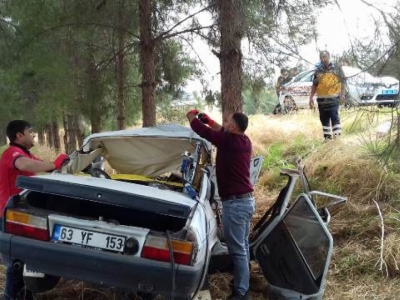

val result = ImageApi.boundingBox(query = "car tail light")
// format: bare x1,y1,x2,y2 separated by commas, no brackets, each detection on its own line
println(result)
141,235,194,265
5,209,49,241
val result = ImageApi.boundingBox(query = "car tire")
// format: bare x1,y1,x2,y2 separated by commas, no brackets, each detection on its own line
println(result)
283,96,297,114
208,253,234,274
273,103,282,114
23,274,60,293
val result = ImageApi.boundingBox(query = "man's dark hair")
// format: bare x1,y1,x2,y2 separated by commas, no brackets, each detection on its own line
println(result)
6,120,31,143
232,112,248,132
320,50,330,57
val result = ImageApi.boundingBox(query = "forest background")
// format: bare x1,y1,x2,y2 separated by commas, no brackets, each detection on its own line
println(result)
1,0,399,153
2,1,400,299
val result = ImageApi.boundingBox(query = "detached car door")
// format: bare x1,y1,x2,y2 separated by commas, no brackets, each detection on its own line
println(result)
252,193,333,300
210,156,264,202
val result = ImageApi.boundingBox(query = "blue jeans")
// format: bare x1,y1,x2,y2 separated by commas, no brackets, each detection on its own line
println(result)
222,198,255,296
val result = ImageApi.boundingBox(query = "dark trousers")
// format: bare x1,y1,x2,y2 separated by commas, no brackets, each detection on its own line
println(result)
0,220,25,300
317,98,341,139
4,267,25,300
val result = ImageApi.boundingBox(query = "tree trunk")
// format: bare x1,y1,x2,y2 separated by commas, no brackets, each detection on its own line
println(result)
65,26,86,149
139,0,156,127
68,115,77,153
218,0,244,119
0,120,8,146
52,120,61,153
37,129,45,146
87,43,103,133
63,111,68,152
46,124,54,149
63,112,72,154
0,134,6,146
0,121,8,146
76,115,85,147
116,0,127,130
396,114,400,151
63,111,82,154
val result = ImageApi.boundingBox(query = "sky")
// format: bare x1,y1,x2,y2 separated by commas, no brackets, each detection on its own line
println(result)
305,0,395,60
185,0,397,94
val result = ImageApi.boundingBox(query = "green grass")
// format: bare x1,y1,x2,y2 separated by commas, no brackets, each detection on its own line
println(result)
262,142,284,170
262,135,319,170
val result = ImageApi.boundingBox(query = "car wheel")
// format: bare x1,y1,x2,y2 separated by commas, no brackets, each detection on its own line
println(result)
283,96,297,114
273,103,282,114
23,274,60,293
208,253,234,274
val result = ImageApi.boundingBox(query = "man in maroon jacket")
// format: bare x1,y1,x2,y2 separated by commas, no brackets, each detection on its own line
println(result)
186,110,255,300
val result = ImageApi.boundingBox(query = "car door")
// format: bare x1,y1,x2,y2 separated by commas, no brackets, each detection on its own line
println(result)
210,156,264,202
252,193,333,300
280,70,314,109
249,156,264,186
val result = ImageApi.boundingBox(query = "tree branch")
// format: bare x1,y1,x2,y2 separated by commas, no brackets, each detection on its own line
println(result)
180,36,213,74
211,49,221,58
155,4,215,41
155,25,215,43
18,22,140,55
373,199,388,277
96,41,138,71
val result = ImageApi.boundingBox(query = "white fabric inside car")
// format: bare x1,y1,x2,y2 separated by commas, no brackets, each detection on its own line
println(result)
101,137,206,177
66,124,212,178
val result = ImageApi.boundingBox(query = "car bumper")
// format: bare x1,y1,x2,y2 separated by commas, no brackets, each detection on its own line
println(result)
0,233,204,297
359,99,400,106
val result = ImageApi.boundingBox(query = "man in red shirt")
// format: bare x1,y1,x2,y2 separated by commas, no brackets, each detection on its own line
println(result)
186,110,255,300
0,120,68,300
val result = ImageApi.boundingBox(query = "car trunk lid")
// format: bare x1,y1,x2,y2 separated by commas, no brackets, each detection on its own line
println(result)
16,174,196,219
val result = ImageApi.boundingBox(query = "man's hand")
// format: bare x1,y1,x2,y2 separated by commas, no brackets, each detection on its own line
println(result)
198,113,215,127
53,154,69,170
186,109,199,117
309,97,315,109
340,94,345,105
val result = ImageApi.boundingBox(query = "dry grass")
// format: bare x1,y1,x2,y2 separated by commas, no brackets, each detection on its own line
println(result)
247,110,322,156
30,144,62,162
3,109,400,299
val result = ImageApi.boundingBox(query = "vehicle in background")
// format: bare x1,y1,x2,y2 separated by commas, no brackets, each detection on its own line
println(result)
278,66,399,113
358,75,399,107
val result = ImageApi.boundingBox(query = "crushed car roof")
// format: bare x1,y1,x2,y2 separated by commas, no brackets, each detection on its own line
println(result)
81,123,212,153
67,124,213,177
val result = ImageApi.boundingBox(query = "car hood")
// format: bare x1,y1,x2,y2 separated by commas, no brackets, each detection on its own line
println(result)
66,124,212,177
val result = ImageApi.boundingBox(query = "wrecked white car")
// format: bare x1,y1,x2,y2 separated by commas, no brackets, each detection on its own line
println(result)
0,124,346,300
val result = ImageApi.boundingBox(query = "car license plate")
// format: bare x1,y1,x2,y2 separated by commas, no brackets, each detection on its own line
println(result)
23,264,45,278
382,89,399,95
52,225,126,252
